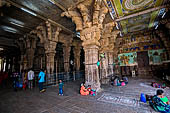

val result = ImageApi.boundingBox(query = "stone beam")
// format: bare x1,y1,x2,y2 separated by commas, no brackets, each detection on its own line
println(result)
48,0,67,12
5,0,73,34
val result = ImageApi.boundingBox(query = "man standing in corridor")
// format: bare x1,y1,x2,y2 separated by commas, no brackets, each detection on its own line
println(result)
28,69,34,90
38,69,46,93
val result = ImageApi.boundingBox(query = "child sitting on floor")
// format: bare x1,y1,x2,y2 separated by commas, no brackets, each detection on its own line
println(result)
87,85,96,96
122,75,128,84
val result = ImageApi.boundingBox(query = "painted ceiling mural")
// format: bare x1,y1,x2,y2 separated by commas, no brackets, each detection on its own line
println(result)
106,0,167,34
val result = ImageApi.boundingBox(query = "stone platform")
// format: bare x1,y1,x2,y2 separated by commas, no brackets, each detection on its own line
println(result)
0,77,169,113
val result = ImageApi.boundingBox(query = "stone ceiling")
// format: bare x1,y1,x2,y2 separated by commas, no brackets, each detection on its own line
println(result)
106,0,169,35
0,0,78,51
0,0,169,52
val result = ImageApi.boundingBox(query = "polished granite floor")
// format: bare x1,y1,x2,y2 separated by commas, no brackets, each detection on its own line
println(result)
0,77,169,113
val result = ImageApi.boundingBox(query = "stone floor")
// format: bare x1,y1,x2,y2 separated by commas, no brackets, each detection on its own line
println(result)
0,77,170,113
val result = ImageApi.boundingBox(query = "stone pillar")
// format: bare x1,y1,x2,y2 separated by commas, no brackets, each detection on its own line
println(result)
44,41,57,74
25,35,37,69
157,30,170,60
27,48,35,69
84,45,100,91
73,46,81,71
165,22,170,60
61,0,109,91
63,45,71,72
108,52,114,75
23,54,27,70
44,41,57,85
46,52,56,74
20,54,24,72
99,52,108,79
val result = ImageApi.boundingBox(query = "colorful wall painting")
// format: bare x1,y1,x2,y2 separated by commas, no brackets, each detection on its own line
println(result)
148,49,166,65
118,52,137,66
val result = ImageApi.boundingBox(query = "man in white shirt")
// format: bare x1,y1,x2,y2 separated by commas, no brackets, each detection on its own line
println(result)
28,69,34,89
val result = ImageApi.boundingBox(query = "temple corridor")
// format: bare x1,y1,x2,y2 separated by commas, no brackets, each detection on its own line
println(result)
0,0,170,113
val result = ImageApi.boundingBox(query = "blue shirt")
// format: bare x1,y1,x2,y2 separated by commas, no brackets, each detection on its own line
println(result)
59,82,63,89
38,71,45,83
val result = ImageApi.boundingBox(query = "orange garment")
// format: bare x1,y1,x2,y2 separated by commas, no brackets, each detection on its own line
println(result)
80,86,89,96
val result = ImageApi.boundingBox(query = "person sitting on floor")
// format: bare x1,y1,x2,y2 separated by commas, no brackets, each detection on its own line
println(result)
87,85,96,96
122,75,128,84
151,82,161,88
150,89,170,113
113,76,121,86
80,83,89,96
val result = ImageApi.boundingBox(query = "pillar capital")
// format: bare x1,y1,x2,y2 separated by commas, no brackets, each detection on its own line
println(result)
44,41,57,54
80,26,101,47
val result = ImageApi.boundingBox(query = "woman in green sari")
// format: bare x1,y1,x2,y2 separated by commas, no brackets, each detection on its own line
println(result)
150,89,170,113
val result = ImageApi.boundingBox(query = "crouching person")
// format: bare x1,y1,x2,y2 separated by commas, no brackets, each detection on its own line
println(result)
150,89,170,113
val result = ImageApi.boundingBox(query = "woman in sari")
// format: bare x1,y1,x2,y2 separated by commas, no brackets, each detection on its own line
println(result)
150,89,170,113
80,83,89,96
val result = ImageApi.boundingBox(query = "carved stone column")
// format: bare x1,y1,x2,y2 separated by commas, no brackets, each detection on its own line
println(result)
157,30,170,60
99,22,120,80
44,41,57,74
63,45,71,72
73,43,81,71
25,35,37,69
108,52,114,75
17,39,26,72
84,45,100,91
44,41,57,85
58,34,73,73
62,0,108,91
80,26,101,91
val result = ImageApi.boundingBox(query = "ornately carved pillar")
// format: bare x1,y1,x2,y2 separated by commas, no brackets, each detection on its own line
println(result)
18,39,26,72
63,45,71,72
84,45,100,91
80,26,101,91
62,0,108,91
73,46,81,71
25,35,37,69
44,41,57,74
99,51,108,79
108,52,114,75
27,48,35,69
157,30,170,60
